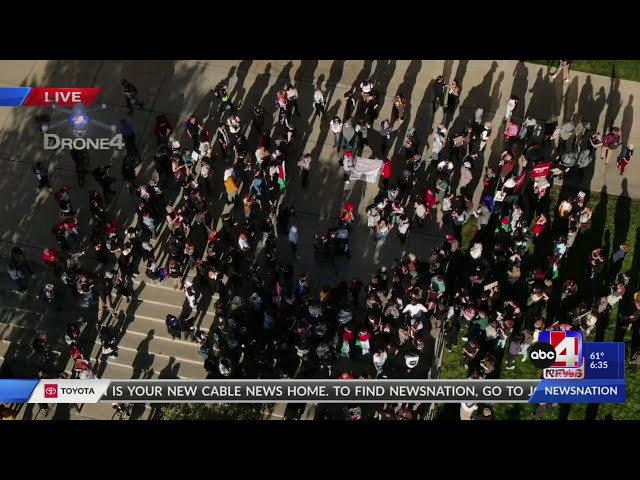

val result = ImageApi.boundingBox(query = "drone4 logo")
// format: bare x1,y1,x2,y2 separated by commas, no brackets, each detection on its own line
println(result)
41,103,125,151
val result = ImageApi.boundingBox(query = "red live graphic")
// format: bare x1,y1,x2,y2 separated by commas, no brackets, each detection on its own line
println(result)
44,384,58,398
23,88,101,107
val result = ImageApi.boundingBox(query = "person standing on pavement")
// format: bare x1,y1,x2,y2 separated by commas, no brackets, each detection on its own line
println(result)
330,117,343,151
550,60,572,83
184,280,199,310
390,93,407,129
251,105,266,135
214,81,234,113
217,122,231,162
10,247,33,278
121,79,144,113
343,91,357,122
98,271,116,323
7,263,28,292
297,153,312,188
286,84,301,117
342,118,356,151
505,95,518,123
445,79,461,118
355,119,369,156
432,75,446,112
341,150,355,185
313,88,325,119
154,115,173,146
380,157,392,192
185,115,204,152
224,173,238,205
33,161,52,193
288,225,300,260
602,127,621,164
617,144,633,175
379,119,391,157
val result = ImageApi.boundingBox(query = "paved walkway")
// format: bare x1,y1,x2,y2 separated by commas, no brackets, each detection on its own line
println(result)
0,59,637,419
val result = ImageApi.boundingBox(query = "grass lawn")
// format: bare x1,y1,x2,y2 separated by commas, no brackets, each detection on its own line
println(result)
440,186,640,420
528,60,640,83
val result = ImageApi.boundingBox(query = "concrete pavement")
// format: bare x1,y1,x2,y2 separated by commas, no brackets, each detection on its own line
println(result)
0,59,637,419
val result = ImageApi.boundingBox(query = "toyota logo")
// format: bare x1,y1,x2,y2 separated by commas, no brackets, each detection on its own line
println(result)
44,384,58,398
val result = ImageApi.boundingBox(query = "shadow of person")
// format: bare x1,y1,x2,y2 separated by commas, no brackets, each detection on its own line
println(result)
526,68,554,123
510,61,529,119
562,77,579,123
159,356,181,379
612,178,631,253
131,329,155,379
391,60,422,161
605,73,623,130
621,94,634,145
325,60,345,109
228,60,253,108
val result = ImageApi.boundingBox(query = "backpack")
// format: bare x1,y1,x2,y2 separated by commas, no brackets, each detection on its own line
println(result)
577,150,592,168
166,316,180,329
605,133,620,149
630,351,640,370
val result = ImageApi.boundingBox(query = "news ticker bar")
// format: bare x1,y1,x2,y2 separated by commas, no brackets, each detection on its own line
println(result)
0,379,626,404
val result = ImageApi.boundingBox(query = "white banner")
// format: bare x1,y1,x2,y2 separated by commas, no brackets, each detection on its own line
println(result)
28,379,111,404
350,157,382,184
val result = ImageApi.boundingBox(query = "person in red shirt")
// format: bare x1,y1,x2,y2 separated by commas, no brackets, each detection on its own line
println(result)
339,202,355,228
41,248,59,270
380,157,392,191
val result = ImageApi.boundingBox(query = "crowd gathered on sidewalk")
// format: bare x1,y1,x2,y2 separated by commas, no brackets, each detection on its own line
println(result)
5,61,640,420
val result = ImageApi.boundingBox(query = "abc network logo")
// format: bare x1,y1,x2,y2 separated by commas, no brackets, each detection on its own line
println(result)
528,331,583,369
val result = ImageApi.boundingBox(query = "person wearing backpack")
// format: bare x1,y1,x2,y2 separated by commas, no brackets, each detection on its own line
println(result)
601,126,621,164
165,314,181,339
617,144,634,175
121,79,144,114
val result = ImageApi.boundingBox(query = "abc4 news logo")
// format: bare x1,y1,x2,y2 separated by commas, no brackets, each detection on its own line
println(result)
528,331,583,369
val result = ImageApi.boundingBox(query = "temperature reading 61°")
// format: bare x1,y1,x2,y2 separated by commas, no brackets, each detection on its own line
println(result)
590,352,605,360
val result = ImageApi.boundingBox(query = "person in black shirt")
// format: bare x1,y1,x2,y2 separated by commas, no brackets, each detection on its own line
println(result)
432,75,445,112
121,79,144,113
185,115,204,151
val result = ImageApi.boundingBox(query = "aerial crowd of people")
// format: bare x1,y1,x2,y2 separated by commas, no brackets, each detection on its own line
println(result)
4,60,639,420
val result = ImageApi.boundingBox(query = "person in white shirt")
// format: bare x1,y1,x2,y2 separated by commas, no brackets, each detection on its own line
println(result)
297,153,312,187
286,84,300,117
414,200,428,227
255,146,269,168
479,122,491,152
396,214,410,245
403,298,428,319
313,88,325,119
227,115,241,134
238,232,251,253
360,79,373,97
330,117,343,151
431,132,446,162
505,95,518,122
